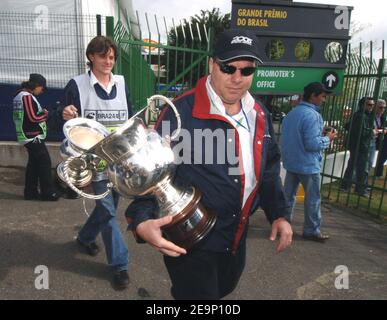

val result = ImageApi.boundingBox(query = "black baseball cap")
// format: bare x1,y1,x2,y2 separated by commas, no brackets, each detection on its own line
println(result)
213,28,263,64
303,82,332,96
29,73,47,91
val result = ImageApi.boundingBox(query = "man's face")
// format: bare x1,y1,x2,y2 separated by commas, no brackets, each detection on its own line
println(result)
365,99,375,113
89,47,116,76
376,101,386,115
209,58,256,106
33,86,44,96
310,92,327,107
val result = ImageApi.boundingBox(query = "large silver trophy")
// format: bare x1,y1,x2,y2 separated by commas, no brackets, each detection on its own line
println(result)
56,117,111,197
58,95,216,249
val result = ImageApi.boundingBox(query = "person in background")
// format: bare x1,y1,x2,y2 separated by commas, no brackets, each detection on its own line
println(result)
13,73,60,201
280,82,336,242
366,102,378,185
340,97,375,197
374,99,387,178
58,36,133,290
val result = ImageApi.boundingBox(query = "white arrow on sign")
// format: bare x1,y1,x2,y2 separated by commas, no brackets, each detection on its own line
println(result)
326,74,337,87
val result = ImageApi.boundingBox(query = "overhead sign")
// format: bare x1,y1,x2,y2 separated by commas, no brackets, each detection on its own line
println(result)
251,67,344,95
322,71,339,90
231,0,353,70
233,3,350,37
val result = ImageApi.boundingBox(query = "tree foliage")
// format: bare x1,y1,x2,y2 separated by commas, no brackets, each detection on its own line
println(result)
165,8,230,87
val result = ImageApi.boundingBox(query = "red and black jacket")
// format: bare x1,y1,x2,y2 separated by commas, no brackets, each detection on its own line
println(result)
126,76,290,254
14,91,47,141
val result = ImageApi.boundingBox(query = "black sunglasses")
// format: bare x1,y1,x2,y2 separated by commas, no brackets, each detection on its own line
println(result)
216,60,257,77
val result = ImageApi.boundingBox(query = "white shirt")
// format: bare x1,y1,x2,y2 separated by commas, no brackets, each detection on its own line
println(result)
206,76,257,207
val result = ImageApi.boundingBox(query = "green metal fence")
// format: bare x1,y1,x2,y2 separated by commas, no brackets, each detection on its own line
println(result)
0,10,212,114
319,42,387,218
110,16,156,112
0,10,385,217
272,42,387,218
0,12,107,88
107,12,212,114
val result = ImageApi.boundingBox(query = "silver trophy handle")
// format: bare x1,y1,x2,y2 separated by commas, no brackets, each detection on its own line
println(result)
63,156,113,200
130,94,181,140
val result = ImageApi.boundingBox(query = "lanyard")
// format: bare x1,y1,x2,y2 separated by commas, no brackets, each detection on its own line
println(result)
226,107,251,133
376,116,381,128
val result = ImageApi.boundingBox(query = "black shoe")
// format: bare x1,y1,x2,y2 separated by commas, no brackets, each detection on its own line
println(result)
63,188,81,199
113,270,129,290
24,193,41,200
76,238,100,256
357,191,370,198
302,233,329,243
41,192,60,201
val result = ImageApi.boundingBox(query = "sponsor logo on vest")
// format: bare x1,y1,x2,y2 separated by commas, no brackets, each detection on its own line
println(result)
231,36,253,46
84,110,127,122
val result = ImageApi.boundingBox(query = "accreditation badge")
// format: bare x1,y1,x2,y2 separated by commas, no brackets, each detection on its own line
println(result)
95,159,108,172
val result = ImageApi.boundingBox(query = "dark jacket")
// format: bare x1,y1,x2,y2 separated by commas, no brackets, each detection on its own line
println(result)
13,90,47,142
346,109,374,153
375,113,387,149
125,76,290,254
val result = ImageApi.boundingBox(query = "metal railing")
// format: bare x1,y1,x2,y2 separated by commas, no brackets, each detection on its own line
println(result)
0,12,108,88
319,42,387,218
0,10,385,217
108,11,212,113
274,42,387,218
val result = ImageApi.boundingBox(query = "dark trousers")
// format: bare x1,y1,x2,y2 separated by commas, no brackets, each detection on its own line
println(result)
375,141,387,177
24,140,54,196
163,241,246,300
341,149,369,193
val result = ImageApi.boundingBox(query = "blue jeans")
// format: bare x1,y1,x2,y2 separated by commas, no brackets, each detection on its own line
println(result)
284,171,322,236
78,180,129,272
367,139,376,183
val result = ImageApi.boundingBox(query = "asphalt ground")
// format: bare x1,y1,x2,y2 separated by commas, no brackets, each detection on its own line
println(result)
1,167,387,300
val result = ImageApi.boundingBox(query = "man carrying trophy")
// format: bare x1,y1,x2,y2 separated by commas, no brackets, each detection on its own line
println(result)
58,36,133,290
125,29,293,300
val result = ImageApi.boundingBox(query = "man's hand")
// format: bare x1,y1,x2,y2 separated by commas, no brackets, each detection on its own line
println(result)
62,105,78,120
327,130,337,142
323,126,337,141
269,217,293,252
136,215,187,257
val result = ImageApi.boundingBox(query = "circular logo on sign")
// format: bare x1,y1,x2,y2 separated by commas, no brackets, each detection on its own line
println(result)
265,39,285,60
295,40,313,61
322,71,339,90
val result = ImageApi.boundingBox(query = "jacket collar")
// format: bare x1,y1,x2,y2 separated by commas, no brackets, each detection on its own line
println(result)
192,76,256,120
299,101,321,113
192,76,212,119
88,70,116,94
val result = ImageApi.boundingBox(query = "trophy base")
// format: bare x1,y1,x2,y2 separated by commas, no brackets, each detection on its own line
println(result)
56,161,93,189
161,188,217,250
55,163,93,199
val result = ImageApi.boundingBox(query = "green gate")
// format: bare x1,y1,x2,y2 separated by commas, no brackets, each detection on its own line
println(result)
320,42,387,218
103,15,387,218
106,15,212,113
266,42,387,217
